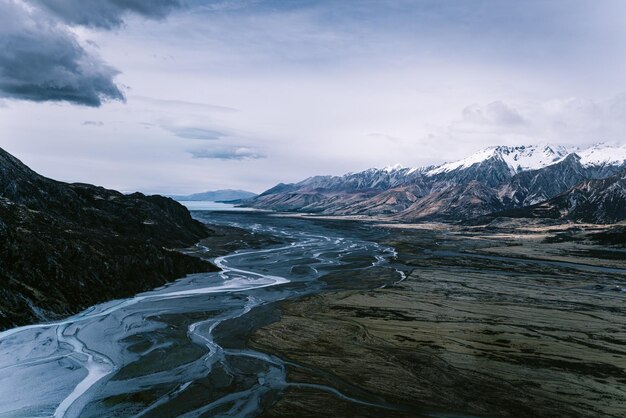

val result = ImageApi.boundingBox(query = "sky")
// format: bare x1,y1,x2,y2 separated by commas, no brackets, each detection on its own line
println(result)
2,0,626,194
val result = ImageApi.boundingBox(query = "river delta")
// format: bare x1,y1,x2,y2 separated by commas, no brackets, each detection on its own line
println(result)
0,211,623,417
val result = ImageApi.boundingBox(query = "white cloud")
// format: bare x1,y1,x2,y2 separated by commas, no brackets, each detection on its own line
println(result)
425,94,626,163
162,125,228,140
189,145,266,160
82,120,104,126
462,101,526,126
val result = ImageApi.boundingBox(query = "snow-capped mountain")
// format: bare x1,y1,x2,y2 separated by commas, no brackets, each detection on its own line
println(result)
576,143,626,168
424,143,625,176
247,143,626,222
427,145,570,176
382,163,405,172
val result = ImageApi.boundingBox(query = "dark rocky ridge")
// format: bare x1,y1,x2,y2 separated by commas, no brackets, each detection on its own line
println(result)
0,147,215,330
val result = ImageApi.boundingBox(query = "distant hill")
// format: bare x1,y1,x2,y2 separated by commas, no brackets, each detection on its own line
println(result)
0,147,215,330
170,189,257,202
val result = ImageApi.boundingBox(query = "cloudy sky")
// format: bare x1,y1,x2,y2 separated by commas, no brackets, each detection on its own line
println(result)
2,0,626,194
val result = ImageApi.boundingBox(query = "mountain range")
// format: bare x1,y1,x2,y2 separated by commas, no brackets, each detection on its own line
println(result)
170,189,257,202
245,143,626,223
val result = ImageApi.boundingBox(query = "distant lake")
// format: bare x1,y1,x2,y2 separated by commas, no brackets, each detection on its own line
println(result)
178,201,259,211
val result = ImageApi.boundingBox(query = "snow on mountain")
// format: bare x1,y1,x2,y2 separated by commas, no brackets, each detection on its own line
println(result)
382,163,404,172
427,147,498,175
407,165,435,175
575,143,626,167
499,145,570,172
426,145,569,176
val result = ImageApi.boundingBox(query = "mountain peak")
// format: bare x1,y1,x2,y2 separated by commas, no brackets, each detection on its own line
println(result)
426,144,569,176
575,143,626,168
382,163,404,172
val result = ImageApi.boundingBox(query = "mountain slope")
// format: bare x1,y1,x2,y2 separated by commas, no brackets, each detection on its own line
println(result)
396,181,505,221
497,154,590,207
497,169,626,223
250,165,426,213
0,148,215,330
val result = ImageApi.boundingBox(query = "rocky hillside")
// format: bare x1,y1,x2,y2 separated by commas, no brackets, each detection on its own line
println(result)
0,147,215,330
495,169,626,224
247,144,626,221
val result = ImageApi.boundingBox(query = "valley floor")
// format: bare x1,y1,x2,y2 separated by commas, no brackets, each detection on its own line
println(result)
251,220,626,417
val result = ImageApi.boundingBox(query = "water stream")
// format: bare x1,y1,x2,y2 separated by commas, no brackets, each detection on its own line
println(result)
0,211,403,417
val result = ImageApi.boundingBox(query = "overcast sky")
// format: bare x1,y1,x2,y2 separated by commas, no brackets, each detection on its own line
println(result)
2,0,626,194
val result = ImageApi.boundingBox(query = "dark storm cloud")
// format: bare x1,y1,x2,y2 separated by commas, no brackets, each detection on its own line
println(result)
33,0,183,29
0,37,124,106
0,1,184,106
